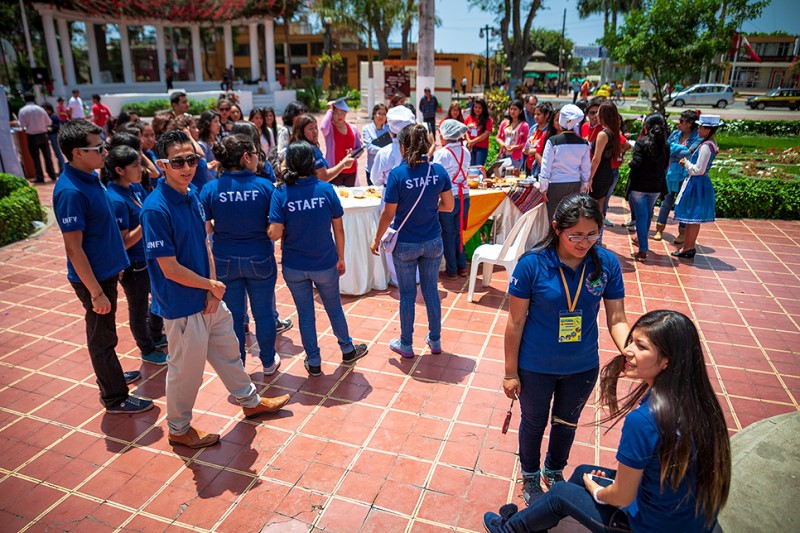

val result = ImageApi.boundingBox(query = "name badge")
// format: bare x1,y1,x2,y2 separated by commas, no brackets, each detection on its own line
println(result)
470,128,478,137
558,310,583,343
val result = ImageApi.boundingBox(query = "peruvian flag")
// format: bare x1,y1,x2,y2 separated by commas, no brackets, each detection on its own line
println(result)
741,35,762,63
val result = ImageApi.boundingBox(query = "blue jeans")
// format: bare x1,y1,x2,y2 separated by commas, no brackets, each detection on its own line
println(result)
656,190,686,229
504,465,632,532
283,265,354,366
392,237,443,347
440,195,470,275
471,147,489,166
628,191,660,253
216,254,277,367
48,132,64,173
518,366,599,474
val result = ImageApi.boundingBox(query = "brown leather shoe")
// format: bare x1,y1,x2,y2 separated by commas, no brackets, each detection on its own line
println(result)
242,394,291,419
168,427,220,448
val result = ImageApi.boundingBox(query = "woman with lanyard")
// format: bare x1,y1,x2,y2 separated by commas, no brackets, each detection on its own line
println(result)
504,193,629,505
496,99,530,170
486,310,730,533
433,119,471,281
105,145,167,366
522,101,554,179
268,142,368,377
672,115,722,259
199,135,282,375
371,124,454,358
654,109,701,244
361,103,389,186
464,97,493,166
539,105,592,220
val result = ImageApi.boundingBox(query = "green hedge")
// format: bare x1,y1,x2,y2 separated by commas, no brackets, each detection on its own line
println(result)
120,98,218,117
611,165,800,220
625,119,800,139
0,174,45,246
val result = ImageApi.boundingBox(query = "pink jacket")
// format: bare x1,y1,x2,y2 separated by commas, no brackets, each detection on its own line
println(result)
320,109,363,179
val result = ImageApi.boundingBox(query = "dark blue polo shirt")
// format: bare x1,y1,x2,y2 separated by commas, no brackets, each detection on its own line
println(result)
508,245,624,374
190,158,210,191
53,164,129,283
269,177,342,271
141,181,209,319
106,181,148,262
200,170,275,258
384,159,451,243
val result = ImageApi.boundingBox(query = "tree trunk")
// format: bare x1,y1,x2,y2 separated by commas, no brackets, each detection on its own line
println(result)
375,28,391,60
400,0,414,60
283,18,292,85
416,0,435,115
316,22,332,83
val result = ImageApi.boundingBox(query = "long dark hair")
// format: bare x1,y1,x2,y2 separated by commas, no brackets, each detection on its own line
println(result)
532,193,604,282
231,121,268,176
282,141,317,186
282,101,307,131
638,113,669,164
212,134,256,172
509,99,524,126
289,114,318,146
599,310,731,528
197,110,219,144
263,106,279,143
597,102,621,160
470,97,490,133
105,145,140,183
398,124,430,169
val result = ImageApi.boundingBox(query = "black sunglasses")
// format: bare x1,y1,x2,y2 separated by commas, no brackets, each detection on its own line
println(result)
160,155,201,170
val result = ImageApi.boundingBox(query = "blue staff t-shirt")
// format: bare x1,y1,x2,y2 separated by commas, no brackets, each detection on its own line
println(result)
313,146,329,170
106,181,148,262
617,393,713,532
200,169,275,258
53,164,130,283
190,158,210,191
383,159,451,243
269,176,343,271
141,181,209,319
261,160,277,183
507,246,624,374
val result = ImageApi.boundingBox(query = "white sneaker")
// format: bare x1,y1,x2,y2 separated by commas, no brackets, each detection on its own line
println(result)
263,354,281,376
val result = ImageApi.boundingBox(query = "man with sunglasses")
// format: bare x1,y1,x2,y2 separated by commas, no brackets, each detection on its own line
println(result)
140,130,290,449
53,120,154,415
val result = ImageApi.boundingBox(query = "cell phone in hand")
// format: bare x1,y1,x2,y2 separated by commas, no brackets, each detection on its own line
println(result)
350,146,365,158
588,474,613,487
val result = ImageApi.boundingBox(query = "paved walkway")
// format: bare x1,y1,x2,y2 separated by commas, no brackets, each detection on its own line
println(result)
1,182,798,532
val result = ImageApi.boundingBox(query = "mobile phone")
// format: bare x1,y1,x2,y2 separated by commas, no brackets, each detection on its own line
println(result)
350,146,365,158
588,474,613,487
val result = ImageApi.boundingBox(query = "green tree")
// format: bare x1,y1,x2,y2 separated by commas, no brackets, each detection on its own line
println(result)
529,27,578,72
469,0,544,94
602,0,768,113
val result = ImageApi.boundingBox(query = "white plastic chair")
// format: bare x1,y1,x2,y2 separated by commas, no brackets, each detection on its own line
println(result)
466,204,548,303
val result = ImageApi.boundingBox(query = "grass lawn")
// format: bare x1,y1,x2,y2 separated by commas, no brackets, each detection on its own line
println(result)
716,135,800,151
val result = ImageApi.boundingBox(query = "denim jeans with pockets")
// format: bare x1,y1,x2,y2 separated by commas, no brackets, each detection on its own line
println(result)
392,237,443,347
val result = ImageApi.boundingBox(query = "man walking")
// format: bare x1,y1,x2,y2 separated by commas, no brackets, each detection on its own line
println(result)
68,89,86,120
418,87,439,135
53,120,153,414
17,93,58,182
141,130,290,448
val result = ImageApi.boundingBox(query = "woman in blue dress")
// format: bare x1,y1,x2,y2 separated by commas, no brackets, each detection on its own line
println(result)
268,142,368,377
672,115,722,259
484,310,731,533
199,134,282,375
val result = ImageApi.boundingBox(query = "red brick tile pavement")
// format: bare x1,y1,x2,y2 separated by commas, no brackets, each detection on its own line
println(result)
0,180,797,531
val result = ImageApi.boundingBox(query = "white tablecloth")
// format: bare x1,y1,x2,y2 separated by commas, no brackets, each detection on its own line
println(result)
338,194,389,296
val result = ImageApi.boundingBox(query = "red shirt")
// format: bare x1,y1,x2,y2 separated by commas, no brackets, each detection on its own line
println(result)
465,115,493,149
332,123,355,168
92,103,112,127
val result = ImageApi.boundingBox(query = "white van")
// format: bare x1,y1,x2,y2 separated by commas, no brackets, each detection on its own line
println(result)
668,84,735,109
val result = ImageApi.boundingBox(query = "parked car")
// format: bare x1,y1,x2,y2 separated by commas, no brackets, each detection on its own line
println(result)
746,88,800,110
668,84,735,109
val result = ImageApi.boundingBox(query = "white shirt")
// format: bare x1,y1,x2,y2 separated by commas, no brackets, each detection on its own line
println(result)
370,138,403,186
17,103,52,135
433,142,471,196
68,96,85,119
539,132,591,192
684,142,716,176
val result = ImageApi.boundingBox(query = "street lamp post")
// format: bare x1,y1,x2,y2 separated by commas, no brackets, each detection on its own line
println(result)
479,25,496,90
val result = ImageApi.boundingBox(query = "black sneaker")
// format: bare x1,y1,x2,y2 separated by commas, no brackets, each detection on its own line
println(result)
106,396,154,414
522,472,544,506
342,344,369,364
276,318,293,334
542,468,565,489
304,359,322,377
123,371,141,384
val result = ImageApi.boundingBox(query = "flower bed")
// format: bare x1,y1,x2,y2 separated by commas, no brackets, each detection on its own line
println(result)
0,174,46,246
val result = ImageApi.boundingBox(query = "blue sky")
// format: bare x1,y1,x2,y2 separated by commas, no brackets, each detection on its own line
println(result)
405,0,800,55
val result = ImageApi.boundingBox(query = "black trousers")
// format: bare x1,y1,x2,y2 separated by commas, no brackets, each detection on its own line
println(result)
119,261,163,354
27,133,57,181
70,276,129,408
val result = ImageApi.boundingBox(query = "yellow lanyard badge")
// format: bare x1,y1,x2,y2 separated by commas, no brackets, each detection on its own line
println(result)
558,264,586,343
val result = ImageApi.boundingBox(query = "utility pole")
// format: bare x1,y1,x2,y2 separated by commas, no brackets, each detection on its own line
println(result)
479,24,493,90
556,8,566,96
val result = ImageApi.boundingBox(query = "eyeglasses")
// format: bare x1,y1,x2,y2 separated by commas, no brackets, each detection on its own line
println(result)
79,143,107,154
160,155,201,169
564,232,601,243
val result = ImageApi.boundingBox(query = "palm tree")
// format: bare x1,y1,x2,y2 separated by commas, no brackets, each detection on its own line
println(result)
417,0,435,101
